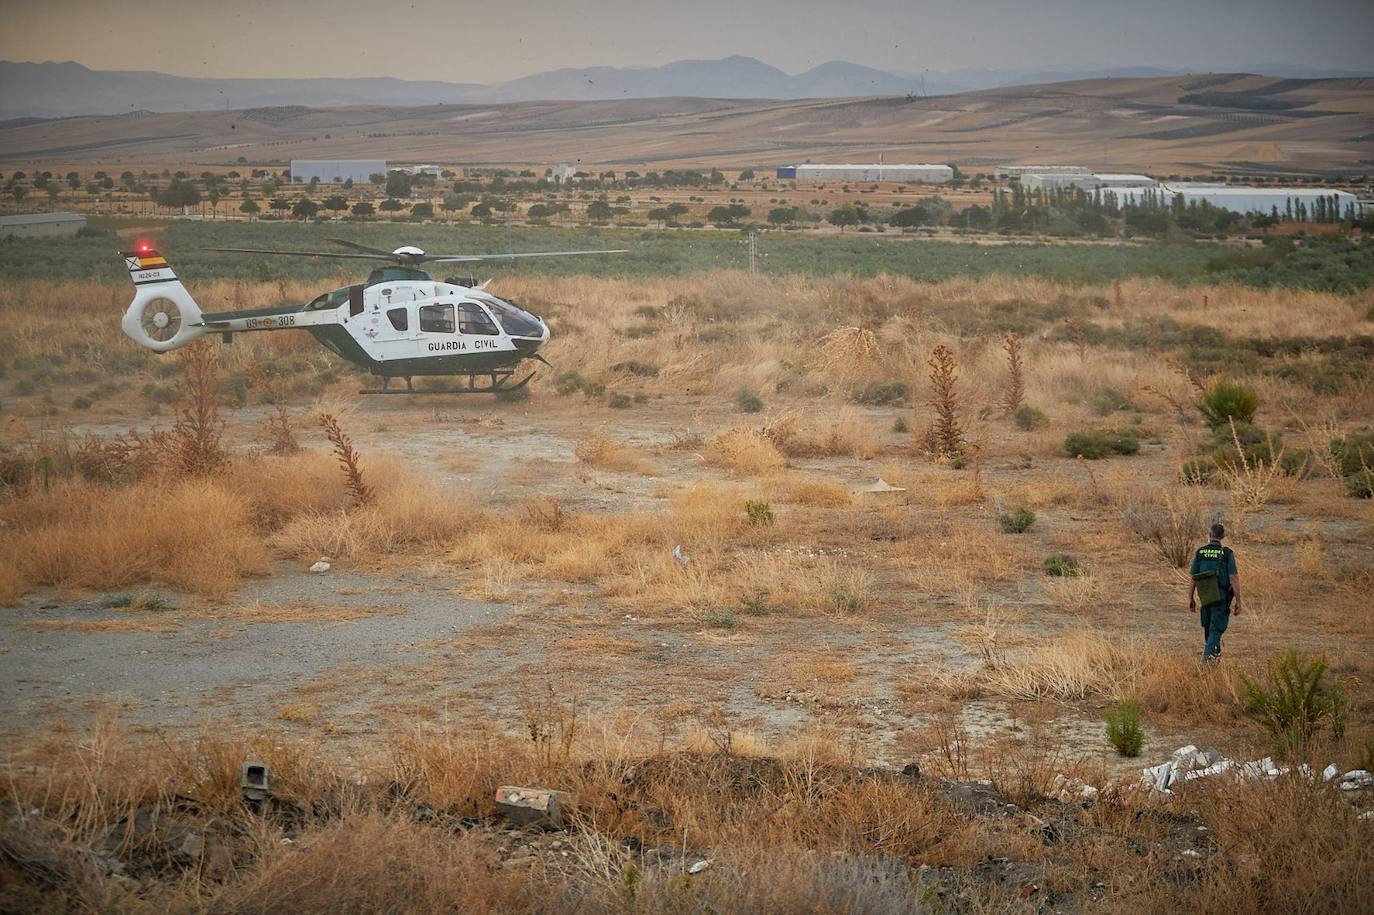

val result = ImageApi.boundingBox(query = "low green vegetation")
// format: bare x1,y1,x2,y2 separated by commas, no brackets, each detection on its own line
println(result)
736,389,764,414
1064,428,1140,460
999,507,1036,534
1105,698,1145,758
1242,651,1348,756
1196,380,1260,429
1043,554,1083,577
3,221,1371,291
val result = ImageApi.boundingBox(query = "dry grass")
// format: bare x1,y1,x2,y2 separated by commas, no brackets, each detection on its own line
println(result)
574,432,653,473
0,478,270,598
705,427,786,475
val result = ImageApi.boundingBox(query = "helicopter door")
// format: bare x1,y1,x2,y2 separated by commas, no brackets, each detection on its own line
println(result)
366,303,420,361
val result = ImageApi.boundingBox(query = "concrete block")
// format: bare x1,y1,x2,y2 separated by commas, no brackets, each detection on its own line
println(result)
495,786,573,827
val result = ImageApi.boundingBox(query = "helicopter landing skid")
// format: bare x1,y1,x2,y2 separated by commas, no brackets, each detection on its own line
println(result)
359,370,536,395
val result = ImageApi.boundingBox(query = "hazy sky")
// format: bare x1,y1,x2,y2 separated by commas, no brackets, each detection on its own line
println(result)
3,0,1371,81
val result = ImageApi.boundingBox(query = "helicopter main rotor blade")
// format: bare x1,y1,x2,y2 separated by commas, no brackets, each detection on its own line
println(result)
207,246,393,260
424,249,629,263
324,238,399,257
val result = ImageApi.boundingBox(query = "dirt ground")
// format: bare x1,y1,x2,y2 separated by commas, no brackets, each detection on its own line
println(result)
1,394,1275,780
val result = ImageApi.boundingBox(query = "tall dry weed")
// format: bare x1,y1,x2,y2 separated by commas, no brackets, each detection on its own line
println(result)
924,344,965,458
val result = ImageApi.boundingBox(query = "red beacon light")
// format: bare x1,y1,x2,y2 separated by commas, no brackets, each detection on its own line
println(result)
137,243,152,253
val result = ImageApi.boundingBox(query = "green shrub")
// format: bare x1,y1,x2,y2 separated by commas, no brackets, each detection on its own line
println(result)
999,507,1036,534
71,395,92,409
1064,428,1139,459
553,371,586,395
738,590,771,616
700,610,739,630
1242,650,1348,756
850,380,908,405
1345,470,1374,499
1197,380,1259,429
736,389,764,413
1105,698,1144,757
745,500,775,526
1015,405,1048,431
607,392,632,409
1087,386,1129,416
1043,554,1083,577
1330,430,1374,477
100,593,134,609
611,360,659,377
891,416,909,434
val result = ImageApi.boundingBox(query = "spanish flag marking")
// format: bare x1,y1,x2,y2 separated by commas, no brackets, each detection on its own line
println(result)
138,255,169,269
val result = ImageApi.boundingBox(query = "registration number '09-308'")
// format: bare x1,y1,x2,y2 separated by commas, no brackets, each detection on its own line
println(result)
246,315,296,329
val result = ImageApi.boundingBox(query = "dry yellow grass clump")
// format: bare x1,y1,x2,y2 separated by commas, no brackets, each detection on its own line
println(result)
705,428,786,474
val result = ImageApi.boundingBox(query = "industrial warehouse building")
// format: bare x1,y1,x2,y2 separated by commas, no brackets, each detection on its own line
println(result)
776,163,953,183
998,165,1090,177
1021,173,1102,192
290,160,386,184
1101,184,1361,218
1022,172,1159,192
0,212,86,239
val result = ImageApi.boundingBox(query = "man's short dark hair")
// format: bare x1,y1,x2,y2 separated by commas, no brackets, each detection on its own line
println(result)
1210,522,1225,539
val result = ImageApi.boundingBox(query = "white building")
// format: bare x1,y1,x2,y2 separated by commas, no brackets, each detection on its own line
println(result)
1024,172,1161,193
401,164,446,177
998,164,1090,177
0,212,86,238
1094,174,1158,189
1098,183,1361,218
1021,173,1102,192
290,160,386,184
777,163,953,184
550,163,578,184
1162,184,1360,218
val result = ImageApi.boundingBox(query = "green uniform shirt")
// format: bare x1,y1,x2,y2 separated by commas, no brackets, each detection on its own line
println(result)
1190,540,1237,603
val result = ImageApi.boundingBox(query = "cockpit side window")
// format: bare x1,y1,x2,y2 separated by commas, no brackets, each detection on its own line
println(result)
387,307,408,331
419,303,455,333
458,303,499,335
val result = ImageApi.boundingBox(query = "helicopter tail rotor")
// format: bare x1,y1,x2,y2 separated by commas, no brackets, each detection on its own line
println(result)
120,247,206,352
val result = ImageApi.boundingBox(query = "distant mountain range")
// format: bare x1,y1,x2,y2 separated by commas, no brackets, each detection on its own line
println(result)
3,57,1372,121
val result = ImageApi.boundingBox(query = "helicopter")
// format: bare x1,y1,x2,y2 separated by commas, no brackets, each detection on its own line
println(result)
120,239,624,393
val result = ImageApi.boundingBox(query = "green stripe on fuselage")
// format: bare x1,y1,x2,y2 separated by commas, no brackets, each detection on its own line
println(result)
305,325,525,377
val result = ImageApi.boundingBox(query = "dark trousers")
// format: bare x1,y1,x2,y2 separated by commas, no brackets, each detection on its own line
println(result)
1200,603,1230,660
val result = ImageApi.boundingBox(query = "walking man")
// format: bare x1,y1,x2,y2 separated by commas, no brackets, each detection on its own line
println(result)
1188,522,1241,661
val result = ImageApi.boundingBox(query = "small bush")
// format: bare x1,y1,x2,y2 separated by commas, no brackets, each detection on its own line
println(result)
611,360,659,377
1015,405,1048,431
736,389,765,413
1043,554,1083,577
553,371,585,395
999,507,1036,534
100,592,133,609
1197,380,1259,429
850,380,908,406
1088,386,1129,416
891,416,909,434
738,590,771,615
1346,470,1374,499
1105,698,1145,757
701,610,739,630
1330,430,1374,477
607,392,632,409
1064,428,1139,459
1242,650,1348,756
744,500,775,526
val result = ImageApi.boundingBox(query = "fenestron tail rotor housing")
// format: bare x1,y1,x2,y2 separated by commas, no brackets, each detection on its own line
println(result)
140,297,182,342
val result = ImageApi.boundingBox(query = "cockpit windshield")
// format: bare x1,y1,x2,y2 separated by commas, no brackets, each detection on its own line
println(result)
484,298,544,337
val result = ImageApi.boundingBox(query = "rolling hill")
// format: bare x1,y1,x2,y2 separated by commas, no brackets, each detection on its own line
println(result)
1,73,1370,176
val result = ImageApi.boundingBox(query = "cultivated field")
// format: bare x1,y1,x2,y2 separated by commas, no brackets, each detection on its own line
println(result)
1,233,1373,911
